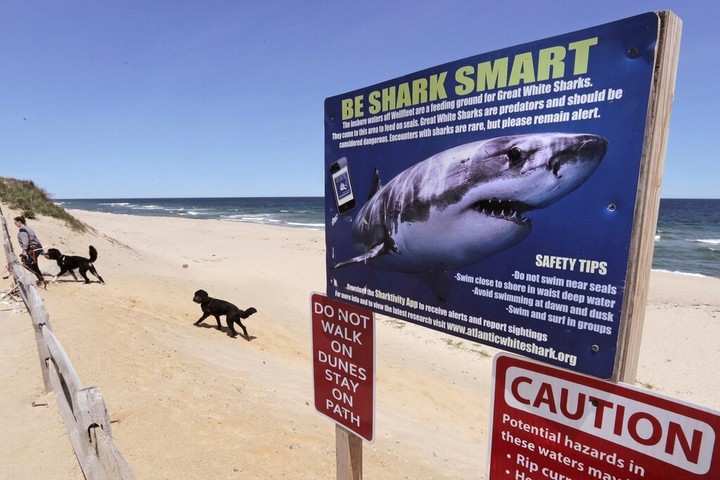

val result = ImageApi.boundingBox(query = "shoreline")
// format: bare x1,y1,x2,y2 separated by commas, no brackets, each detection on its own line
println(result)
64,197,719,280
66,209,327,230
2,205,719,479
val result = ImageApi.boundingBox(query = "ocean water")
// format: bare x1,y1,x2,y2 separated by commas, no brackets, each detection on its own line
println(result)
56,197,325,229
653,199,720,278
56,197,720,279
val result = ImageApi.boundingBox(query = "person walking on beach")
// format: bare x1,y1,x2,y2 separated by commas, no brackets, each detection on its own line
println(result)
14,215,45,286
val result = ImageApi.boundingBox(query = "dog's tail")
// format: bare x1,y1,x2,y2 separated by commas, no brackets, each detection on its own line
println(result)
88,245,98,262
240,307,257,319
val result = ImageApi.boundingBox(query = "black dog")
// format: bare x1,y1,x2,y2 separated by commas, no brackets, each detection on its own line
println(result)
44,246,105,284
192,289,257,338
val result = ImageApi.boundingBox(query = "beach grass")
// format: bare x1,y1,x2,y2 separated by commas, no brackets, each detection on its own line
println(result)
0,177,85,231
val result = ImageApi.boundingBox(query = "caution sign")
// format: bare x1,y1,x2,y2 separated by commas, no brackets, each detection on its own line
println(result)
311,293,375,441
489,354,720,479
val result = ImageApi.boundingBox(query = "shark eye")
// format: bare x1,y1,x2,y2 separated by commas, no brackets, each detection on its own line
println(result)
507,146,524,166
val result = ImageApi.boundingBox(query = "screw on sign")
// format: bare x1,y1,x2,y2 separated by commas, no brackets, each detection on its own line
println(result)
489,354,720,480
311,294,375,442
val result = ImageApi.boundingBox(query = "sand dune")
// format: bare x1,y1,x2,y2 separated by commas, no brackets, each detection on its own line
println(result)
1,205,718,479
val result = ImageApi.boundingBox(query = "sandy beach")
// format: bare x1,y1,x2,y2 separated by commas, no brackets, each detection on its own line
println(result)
1,204,719,479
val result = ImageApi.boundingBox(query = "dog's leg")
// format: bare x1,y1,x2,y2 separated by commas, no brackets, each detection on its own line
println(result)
227,314,248,338
79,267,91,284
213,315,223,330
69,269,80,282
52,268,72,283
194,313,211,326
89,266,105,284
236,320,249,338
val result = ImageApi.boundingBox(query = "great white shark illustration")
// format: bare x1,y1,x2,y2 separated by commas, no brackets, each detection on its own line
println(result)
334,132,608,296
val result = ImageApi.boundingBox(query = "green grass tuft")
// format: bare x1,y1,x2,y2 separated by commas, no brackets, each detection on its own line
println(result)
0,177,86,231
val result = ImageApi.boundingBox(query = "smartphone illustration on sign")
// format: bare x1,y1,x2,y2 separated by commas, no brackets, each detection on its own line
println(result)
330,157,356,214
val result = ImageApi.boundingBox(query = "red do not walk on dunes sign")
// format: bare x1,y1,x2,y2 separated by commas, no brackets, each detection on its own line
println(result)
311,293,375,442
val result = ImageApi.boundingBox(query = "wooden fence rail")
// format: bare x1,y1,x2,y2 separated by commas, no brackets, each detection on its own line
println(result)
1,207,134,480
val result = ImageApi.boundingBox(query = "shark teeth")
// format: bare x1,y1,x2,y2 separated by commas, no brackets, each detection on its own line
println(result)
473,199,530,224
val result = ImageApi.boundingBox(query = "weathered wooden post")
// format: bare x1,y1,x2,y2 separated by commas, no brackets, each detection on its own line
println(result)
336,425,362,480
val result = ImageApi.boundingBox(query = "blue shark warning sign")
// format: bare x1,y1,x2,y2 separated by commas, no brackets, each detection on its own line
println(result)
324,13,666,378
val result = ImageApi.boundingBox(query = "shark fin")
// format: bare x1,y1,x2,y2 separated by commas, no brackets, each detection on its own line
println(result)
335,225,397,268
335,242,387,268
367,167,382,199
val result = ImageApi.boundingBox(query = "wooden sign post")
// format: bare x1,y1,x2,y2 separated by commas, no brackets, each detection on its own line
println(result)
336,425,363,480
613,11,682,383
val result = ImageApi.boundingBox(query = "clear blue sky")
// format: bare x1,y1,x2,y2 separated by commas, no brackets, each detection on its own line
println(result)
2,1,717,199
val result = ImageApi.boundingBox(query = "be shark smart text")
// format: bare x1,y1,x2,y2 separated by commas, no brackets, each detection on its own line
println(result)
340,37,598,120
